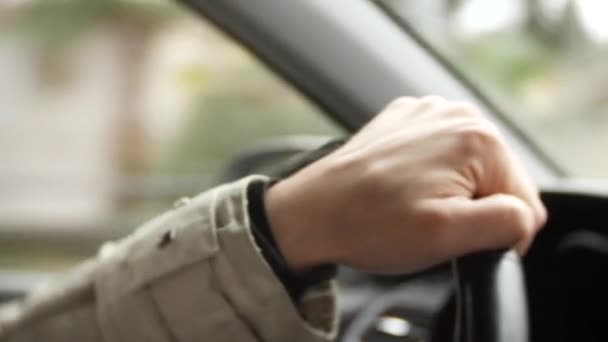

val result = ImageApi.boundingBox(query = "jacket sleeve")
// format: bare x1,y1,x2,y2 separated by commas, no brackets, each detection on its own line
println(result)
0,175,338,342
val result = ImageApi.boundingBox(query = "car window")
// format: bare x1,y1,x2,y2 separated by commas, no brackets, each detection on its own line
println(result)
382,0,608,178
0,1,341,271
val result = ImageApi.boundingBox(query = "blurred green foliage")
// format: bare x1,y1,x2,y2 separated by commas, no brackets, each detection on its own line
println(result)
7,0,178,56
161,65,341,175
454,33,552,94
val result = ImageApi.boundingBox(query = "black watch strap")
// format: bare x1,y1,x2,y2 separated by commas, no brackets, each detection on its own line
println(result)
246,137,347,303
247,179,336,303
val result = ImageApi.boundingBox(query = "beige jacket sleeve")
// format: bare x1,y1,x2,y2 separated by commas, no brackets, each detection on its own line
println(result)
0,176,338,342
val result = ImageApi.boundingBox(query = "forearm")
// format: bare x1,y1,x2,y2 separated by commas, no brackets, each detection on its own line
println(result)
0,176,337,342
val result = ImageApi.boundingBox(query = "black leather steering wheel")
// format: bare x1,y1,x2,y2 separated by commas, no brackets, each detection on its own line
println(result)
452,250,528,342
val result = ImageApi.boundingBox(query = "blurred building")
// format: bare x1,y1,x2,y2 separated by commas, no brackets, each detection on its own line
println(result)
0,5,221,232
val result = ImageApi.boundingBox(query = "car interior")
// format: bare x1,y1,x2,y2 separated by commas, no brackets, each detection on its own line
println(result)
2,1,608,341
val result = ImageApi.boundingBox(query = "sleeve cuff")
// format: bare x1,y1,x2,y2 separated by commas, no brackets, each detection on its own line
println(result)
210,176,338,341
246,178,337,304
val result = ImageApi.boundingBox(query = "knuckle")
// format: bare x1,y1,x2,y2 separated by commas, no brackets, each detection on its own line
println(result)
363,159,389,184
446,102,483,118
506,205,532,240
495,195,533,240
537,205,548,227
356,158,389,194
388,96,415,108
457,125,500,155
418,95,446,106
421,95,446,102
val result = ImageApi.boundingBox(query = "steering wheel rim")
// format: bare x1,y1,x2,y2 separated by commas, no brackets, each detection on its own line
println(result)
452,250,529,342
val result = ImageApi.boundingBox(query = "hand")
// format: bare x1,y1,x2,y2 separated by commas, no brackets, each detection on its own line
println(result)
265,96,547,274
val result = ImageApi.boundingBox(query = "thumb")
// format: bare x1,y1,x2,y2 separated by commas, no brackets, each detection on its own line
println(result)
431,194,537,257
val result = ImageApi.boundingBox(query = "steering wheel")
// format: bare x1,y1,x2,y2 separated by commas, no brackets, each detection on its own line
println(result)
452,250,528,342
342,250,529,342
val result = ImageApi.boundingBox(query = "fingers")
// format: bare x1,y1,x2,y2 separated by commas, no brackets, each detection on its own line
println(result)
472,131,547,233
386,96,547,239
444,119,547,254
373,96,547,258
441,102,548,235
500,148,548,229
425,194,538,257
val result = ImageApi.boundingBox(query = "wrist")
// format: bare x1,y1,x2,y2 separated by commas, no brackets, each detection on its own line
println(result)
264,177,335,273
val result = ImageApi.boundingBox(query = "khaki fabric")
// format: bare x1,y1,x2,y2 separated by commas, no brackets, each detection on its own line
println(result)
0,176,338,342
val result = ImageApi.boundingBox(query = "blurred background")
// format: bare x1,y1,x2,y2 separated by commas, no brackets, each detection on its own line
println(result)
0,0,340,270
1,0,608,271
385,0,608,177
